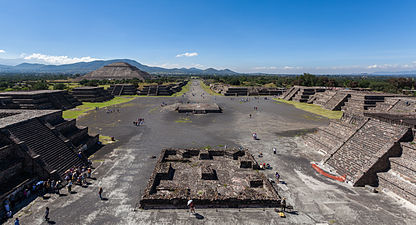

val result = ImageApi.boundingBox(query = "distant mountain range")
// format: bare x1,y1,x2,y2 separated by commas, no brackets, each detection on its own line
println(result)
0,59,238,75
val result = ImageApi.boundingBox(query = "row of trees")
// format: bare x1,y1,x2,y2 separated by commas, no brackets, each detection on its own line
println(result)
202,74,416,94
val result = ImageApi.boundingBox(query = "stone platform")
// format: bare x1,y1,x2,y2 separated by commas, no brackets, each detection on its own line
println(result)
140,148,280,209
176,103,222,113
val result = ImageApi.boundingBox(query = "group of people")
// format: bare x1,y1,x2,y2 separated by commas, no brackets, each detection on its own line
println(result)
64,166,93,191
133,117,145,126
105,108,120,113
2,177,63,220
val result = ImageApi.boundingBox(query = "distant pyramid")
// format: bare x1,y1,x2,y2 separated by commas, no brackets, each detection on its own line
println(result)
78,62,151,81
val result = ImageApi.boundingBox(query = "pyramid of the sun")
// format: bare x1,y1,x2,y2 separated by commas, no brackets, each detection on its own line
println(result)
80,62,151,81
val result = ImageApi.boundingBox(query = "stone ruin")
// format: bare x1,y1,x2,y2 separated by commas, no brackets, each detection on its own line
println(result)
281,87,408,115
71,86,114,102
138,81,188,96
176,103,222,114
280,86,327,102
107,84,137,96
140,148,280,209
208,83,285,96
78,62,151,81
0,109,99,216
303,113,416,204
0,90,81,110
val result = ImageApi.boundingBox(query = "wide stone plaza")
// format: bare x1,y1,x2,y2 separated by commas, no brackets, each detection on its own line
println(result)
10,80,416,224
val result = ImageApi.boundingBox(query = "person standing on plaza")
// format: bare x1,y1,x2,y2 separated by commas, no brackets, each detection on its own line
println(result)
99,187,103,200
44,207,49,221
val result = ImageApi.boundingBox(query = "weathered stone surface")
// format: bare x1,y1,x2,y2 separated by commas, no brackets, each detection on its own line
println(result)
176,103,222,114
79,62,151,81
0,90,81,110
140,148,280,209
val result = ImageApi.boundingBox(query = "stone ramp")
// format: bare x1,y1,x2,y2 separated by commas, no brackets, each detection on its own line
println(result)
8,119,85,176
324,118,410,186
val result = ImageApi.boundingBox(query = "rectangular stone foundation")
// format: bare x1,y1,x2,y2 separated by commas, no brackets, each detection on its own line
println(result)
140,148,280,209
177,103,222,114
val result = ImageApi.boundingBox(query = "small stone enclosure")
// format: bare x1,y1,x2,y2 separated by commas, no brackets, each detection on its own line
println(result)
140,148,280,209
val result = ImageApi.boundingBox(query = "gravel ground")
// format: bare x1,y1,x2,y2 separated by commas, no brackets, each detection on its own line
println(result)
8,80,416,225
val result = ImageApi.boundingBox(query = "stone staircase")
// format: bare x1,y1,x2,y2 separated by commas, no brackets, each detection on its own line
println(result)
8,119,85,177
377,142,416,204
111,85,123,96
324,118,410,186
323,92,350,111
303,114,367,155
284,87,300,100
292,88,317,102
313,90,337,106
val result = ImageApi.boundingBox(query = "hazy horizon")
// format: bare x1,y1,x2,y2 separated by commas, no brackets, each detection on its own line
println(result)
0,0,415,74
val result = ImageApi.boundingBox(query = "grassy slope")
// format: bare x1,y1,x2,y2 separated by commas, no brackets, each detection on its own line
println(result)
63,96,136,119
200,81,222,96
273,98,343,120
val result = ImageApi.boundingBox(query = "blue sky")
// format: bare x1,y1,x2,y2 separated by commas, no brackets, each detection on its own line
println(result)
0,0,415,74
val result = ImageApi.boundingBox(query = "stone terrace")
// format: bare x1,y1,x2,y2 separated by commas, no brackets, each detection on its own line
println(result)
341,92,404,115
303,113,368,155
71,86,114,102
0,109,98,218
107,84,137,96
140,148,280,209
0,90,81,110
378,141,416,204
323,118,411,186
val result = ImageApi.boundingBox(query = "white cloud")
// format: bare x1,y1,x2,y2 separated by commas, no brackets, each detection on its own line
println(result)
0,50,5,53
147,62,206,69
23,53,101,64
176,52,198,57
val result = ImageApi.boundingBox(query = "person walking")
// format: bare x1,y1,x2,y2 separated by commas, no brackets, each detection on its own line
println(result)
275,172,280,183
281,198,287,212
99,187,103,200
44,207,49,221
14,217,19,225
273,148,276,154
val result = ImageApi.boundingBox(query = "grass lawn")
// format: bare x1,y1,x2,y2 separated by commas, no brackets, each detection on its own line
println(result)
63,96,136,119
200,81,222,96
273,98,343,119
98,84,111,89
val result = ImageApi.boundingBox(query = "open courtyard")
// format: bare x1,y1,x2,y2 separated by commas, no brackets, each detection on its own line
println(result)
11,80,416,224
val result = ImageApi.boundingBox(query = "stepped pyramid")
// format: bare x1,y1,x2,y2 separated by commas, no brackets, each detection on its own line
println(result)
79,62,151,81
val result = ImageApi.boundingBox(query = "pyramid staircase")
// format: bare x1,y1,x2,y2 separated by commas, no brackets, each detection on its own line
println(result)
8,119,86,177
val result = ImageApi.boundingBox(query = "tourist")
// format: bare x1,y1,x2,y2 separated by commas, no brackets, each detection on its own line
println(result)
281,198,286,212
273,148,276,154
67,181,72,193
99,187,103,200
55,181,61,195
44,207,50,221
275,172,280,183
249,114,252,118
188,200,195,214
14,217,20,225
87,168,92,178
